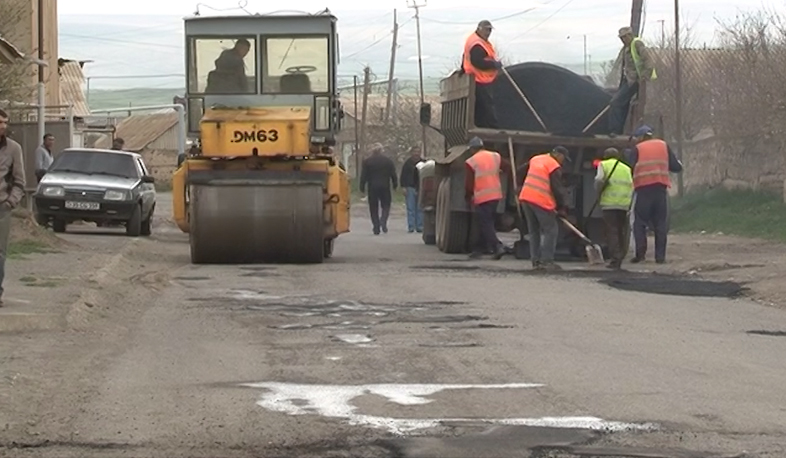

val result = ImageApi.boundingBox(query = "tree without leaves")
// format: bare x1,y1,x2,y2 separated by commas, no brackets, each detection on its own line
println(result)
0,1,34,108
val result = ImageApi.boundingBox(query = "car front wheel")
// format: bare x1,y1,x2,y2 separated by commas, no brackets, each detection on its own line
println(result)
126,204,142,237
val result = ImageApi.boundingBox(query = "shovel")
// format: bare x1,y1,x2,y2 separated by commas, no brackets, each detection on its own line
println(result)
557,215,604,265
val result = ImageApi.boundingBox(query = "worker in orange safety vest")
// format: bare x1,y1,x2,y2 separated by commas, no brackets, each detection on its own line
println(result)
462,20,503,128
464,137,511,259
627,125,682,264
518,146,570,271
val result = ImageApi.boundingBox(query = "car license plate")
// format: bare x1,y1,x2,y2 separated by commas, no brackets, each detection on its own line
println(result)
65,201,100,211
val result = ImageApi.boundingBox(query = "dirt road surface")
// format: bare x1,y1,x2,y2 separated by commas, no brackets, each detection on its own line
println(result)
1,193,785,458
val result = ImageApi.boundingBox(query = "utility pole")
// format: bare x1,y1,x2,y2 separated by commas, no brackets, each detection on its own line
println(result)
674,0,684,197
408,0,428,156
658,19,666,47
36,0,45,144
583,34,588,75
385,9,398,124
358,66,371,187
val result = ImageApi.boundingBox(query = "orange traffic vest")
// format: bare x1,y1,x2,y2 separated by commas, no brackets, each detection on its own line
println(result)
633,139,670,189
462,33,498,85
466,149,503,205
519,153,560,211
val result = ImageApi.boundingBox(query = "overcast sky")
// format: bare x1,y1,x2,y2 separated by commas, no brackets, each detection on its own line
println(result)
56,0,786,88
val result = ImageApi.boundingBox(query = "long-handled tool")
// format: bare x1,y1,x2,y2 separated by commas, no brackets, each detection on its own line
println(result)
582,104,610,133
501,67,548,132
558,216,604,265
506,136,530,259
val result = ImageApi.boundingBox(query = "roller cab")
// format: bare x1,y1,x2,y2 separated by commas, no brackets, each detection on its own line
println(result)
173,12,349,264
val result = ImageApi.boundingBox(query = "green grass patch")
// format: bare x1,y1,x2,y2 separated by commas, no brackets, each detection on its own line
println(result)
19,275,61,288
8,240,53,260
671,188,786,242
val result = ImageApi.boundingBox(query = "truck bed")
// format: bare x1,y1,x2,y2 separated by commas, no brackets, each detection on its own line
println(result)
468,127,632,149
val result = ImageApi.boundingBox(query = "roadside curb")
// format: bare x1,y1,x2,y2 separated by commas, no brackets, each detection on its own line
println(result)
0,239,140,334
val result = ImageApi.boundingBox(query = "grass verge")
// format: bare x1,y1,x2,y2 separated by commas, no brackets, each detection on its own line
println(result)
671,188,786,242
8,240,53,260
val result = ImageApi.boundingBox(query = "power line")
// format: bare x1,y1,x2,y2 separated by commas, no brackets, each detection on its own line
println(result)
59,33,181,49
419,7,545,25
343,17,414,60
508,0,579,41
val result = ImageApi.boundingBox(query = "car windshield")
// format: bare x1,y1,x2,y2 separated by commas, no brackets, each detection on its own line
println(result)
50,151,140,179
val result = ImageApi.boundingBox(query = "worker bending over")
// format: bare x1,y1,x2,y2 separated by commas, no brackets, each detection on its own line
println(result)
609,27,656,135
594,147,633,270
464,137,510,259
518,146,570,271
628,125,682,264
462,20,502,128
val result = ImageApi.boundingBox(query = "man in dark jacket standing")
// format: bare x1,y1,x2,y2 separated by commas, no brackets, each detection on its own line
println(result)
360,143,397,235
399,144,423,233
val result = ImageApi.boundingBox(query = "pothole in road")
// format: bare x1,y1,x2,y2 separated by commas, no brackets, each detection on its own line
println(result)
173,276,211,281
746,330,786,337
600,277,746,298
239,266,280,278
411,265,748,298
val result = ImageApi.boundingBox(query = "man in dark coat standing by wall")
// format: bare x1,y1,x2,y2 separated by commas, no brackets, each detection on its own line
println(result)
360,143,398,235
399,144,423,233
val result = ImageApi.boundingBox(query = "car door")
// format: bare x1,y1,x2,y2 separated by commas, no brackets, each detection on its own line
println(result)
136,158,156,215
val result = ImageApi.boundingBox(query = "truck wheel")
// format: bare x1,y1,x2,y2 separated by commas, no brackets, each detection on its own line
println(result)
435,177,470,254
422,210,436,245
52,219,66,233
126,204,142,237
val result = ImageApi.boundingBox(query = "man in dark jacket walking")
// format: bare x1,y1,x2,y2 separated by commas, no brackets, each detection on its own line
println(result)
399,144,423,233
360,143,398,235
0,109,27,307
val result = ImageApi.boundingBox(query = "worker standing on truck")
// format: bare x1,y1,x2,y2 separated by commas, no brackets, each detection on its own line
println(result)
464,137,509,259
628,125,682,264
360,143,398,235
518,146,570,271
595,147,634,270
462,20,503,129
609,27,656,135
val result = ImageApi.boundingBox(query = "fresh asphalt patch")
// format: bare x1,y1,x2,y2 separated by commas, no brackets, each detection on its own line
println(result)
410,264,748,298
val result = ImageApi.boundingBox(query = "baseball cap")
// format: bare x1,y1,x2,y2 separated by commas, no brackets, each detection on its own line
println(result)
468,136,484,148
632,124,653,137
478,20,493,30
618,26,633,38
551,145,571,162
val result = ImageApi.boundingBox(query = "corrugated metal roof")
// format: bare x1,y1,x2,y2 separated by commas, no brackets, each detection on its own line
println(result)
93,111,180,152
58,59,91,118
0,34,24,64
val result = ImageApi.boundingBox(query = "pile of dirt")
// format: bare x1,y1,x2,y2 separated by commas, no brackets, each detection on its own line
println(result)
9,208,69,249
492,62,614,136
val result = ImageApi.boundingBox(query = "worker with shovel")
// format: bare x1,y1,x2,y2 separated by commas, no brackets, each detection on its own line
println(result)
465,137,511,259
518,146,570,271
594,147,634,270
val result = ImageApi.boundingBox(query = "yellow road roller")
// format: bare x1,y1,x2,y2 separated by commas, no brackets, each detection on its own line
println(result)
172,12,350,264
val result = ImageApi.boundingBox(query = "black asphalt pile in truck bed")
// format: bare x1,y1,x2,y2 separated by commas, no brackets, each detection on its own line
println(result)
492,62,613,136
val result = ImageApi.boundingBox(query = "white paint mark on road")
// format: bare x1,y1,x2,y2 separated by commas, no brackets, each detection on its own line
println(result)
230,290,280,300
333,334,374,344
325,356,342,361
244,382,657,435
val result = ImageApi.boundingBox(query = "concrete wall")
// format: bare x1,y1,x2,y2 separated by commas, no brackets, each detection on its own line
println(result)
683,135,786,199
7,120,71,191
139,148,177,187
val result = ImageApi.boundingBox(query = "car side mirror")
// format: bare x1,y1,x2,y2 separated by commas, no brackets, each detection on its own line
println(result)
142,175,155,183
419,103,432,125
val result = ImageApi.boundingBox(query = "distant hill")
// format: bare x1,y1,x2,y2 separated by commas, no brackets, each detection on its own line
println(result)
87,88,181,112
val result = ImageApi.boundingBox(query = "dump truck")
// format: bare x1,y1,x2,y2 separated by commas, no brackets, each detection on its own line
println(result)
417,62,647,259
172,12,350,264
